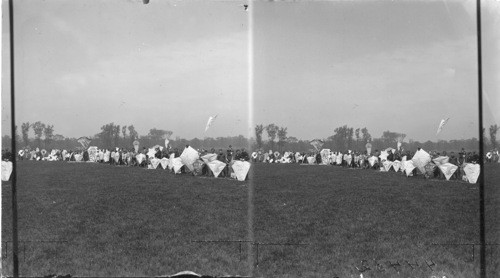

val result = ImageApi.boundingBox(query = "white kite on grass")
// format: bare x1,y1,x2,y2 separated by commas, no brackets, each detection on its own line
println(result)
1,161,13,181
320,149,330,165
136,153,146,164
463,163,480,183
403,160,416,176
149,158,161,169
160,158,169,170
205,114,218,132
180,146,199,172
88,146,98,162
438,163,459,181
231,160,251,181
436,117,450,135
392,160,402,172
382,160,393,172
411,149,431,174
207,160,227,178
171,157,184,174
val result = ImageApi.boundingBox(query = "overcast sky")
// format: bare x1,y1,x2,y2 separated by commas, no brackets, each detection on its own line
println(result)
1,0,499,143
2,0,249,140
253,0,499,142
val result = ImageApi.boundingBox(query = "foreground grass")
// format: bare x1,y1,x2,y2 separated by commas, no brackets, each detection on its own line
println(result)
1,161,498,277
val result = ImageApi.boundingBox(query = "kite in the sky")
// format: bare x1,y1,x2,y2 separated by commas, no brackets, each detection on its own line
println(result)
205,114,218,132
77,137,91,149
436,118,450,135
310,139,324,151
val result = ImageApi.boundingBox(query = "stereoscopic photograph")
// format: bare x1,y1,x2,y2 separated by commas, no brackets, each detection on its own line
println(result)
1,0,499,277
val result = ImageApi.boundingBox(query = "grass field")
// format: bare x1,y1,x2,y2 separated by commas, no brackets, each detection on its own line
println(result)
2,161,499,277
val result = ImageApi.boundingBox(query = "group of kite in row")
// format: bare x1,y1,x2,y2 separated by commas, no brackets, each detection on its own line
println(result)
250,145,485,183
13,141,252,181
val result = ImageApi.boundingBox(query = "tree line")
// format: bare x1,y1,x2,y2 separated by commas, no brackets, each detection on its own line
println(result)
2,121,499,153
3,122,253,151
252,123,498,153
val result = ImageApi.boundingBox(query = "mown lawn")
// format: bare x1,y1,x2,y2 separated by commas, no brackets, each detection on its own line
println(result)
2,161,499,277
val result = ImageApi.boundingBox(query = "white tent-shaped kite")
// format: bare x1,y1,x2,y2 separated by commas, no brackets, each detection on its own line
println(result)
171,157,184,174
160,158,169,169
382,160,393,172
88,146,98,162
411,149,431,174
149,158,161,169
438,163,458,181
463,163,480,183
231,160,251,181
1,161,13,181
307,156,316,164
136,153,146,164
320,149,330,165
208,160,227,178
201,153,227,178
403,160,416,176
392,160,402,172
180,146,199,172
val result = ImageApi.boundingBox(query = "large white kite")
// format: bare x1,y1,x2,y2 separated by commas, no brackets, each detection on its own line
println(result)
1,161,13,181
231,160,251,181
207,160,227,178
411,149,431,174
436,118,450,135
180,146,199,172
320,149,330,165
205,114,218,132
88,146,98,162
463,163,480,183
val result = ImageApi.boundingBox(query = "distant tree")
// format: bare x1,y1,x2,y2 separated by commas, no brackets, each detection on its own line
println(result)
113,125,121,147
355,128,361,149
265,124,279,151
361,127,372,144
44,124,54,148
128,125,139,145
490,124,499,149
381,130,405,148
98,123,117,149
277,126,288,152
53,134,65,141
32,121,45,147
21,122,30,147
329,125,353,150
286,136,299,144
254,124,264,149
14,125,20,144
122,125,127,140
148,128,173,141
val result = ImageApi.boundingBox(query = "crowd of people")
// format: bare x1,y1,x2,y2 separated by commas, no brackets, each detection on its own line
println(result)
2,144,498,183
8,145,251,180
248,147,498,182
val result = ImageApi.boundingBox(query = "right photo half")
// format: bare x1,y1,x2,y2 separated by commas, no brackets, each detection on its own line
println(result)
250,1,497,277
